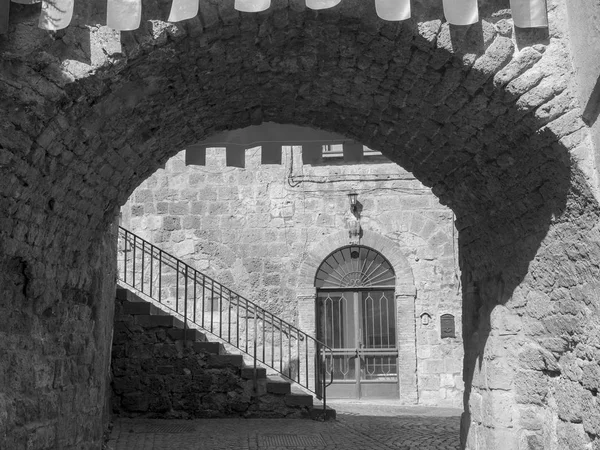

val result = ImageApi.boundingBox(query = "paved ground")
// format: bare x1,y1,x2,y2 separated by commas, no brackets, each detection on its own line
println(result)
105,400,462,450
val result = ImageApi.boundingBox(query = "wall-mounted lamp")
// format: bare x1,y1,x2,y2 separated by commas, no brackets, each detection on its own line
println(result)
347,192,361,241
348,192,358,215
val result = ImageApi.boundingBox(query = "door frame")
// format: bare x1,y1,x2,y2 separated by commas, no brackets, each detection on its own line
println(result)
316,288,399,399
295,230,418,405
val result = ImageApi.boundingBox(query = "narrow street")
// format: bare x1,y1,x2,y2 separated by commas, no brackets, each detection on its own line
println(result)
107,401,461,450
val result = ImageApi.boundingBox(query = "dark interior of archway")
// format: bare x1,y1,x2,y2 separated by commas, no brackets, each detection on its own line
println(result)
3,2,600,447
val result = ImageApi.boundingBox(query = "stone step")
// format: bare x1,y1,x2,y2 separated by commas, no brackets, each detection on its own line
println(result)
168,328,206,342
193,341,220,354
266,377,291,395
240,366,267,380
207,354,244,368
122,300,159,316
284,393,313,407
134,315,185,328
114,286,335,420
116,287,144,302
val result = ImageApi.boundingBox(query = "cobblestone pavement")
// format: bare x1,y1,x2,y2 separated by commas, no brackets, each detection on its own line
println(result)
106,400,461,450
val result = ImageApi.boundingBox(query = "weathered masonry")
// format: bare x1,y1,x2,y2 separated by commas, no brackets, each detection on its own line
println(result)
2,1,600,449
121,147,464,406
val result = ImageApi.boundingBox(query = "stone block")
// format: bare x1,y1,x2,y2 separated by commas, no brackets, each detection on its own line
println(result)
121,392,149,412
557,422,591,450
26,424,56,450
555,379,585,422
468,391,483,424
122,301,155,315
581,363,600,391
152,343,180,359
266,379,291,394
193,342,220,355
493,47,543,88
423,359,444,374
167,328,205,342
485,359,514,390
418,390,441,405
156,365,174,375
419,374,441,390
134,315,175,328
480,426,519,450
482,391,517,429
240,367,267,379
284,393,312,407
440,373,455,388
207,354,244,368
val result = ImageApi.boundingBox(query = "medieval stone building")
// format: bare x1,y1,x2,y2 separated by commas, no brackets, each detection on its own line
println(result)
121,146,463,406
1,0,600,449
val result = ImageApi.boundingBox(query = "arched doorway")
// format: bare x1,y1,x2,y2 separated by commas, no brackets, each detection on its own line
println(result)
315,245,398,399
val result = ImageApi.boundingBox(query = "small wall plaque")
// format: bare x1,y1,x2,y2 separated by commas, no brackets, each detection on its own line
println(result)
440,314,455,338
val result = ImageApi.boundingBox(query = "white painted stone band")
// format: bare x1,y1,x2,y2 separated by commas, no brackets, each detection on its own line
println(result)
510,0,548,28
4,0,549,33
375,0,411,22
168,0,199,23
305,0,342,10
442,0,478,25
106,0,141,31
38,0,74,30
234,0,271,13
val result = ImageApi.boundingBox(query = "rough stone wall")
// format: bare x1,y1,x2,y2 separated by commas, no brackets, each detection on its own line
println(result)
1,0,600,448
121,146,463,406
565,1,600,186
0,222,117,449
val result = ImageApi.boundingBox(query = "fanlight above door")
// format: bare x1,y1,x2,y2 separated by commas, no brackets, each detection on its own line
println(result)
314,246,395,289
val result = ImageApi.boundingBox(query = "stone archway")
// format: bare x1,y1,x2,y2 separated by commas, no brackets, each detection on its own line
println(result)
296,230,419,402
1,1,600,449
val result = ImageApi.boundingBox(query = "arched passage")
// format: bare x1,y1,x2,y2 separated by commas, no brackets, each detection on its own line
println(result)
1,1,600,449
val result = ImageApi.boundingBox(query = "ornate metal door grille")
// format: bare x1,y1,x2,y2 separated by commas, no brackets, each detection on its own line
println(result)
315,246,395,289
315,246,399,399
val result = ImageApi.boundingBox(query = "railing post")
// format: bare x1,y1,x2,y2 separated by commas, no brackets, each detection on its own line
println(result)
253,304,258,393
123,230,128,284
322,346,327,419
132,234,136,289
141,239,145,294
184,265,188,343
149,246,154,298
175,259,179,314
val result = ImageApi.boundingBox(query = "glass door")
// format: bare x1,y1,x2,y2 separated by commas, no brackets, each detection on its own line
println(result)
317,289,398,399
358,290,399,398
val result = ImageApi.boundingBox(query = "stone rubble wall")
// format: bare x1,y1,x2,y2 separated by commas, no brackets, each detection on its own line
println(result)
112,292,317,419
0,225,117,450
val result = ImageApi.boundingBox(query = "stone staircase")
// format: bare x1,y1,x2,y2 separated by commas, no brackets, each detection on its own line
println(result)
111,287,335,420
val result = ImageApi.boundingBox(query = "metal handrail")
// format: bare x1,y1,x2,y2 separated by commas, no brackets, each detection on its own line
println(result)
117,226,333,414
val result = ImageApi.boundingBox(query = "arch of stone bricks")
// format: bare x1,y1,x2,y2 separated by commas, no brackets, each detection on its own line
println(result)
296,229,416,296
295,229,420,403
2,0,600,449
